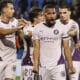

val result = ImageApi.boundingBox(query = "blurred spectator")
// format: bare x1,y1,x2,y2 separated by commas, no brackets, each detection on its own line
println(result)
76,2,80,18
21,11,29,20
71,2,80,21
19,0,28,13
77,18,80,25
66,0,73,4
43,0,57,6
27,0,32,12
16,32,24,59
13,0,20,9
38,0,44,8
31,0,38,8
72,0,77,6
14,7,21,19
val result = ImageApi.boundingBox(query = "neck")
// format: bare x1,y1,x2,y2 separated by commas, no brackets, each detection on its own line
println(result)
1,14,10,23
32,21,39,27
61,18,70,24
45,20,55,27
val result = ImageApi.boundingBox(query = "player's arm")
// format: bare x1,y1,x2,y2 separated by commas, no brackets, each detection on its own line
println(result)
33,39,40,73
63,39,75,74
18,18,31,26
32,26,40,73
0,18,30,35
0,26,24,35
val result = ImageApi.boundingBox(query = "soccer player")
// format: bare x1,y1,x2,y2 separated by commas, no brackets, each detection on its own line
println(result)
32,4,75,80
0,1,26,80
22,7,44,80
58,3,80,80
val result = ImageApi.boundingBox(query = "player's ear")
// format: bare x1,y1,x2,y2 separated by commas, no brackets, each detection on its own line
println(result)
2,7,7,13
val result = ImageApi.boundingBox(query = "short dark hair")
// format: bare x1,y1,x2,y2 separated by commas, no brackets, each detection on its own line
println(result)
0,0,13,13
59,3,71,11
43,4,55,12
29,7,42,22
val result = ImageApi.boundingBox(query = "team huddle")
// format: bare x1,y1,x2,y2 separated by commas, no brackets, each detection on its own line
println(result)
0,0,80,80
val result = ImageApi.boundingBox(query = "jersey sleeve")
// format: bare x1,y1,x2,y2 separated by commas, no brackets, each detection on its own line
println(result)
12,18,18,28
72,23,79,43
62,31,70,40
75,23,79,41
23,26,33,35
32,27,40,40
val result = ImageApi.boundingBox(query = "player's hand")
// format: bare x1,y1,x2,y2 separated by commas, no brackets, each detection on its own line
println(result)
68,67,75,74
27,31,32,37
18,20,26,27
18,18,31,26
17,25,24,30
68,27,77,36
33,66,39,74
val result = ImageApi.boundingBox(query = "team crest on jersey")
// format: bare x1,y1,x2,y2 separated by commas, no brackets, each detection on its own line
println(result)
53,29,59,35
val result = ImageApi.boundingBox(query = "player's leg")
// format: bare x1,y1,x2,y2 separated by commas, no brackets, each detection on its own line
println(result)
69,61,79,80
52,64,66,80
5,60,16,80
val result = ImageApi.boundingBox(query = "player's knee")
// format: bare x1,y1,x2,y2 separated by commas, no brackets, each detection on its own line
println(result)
5,78,13,80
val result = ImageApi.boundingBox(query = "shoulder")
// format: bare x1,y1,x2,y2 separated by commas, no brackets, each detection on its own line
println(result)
11,18,18,23
55,19,61,24
34,22,44,30
35,22,44,27
56,19,60,22
10,18,18,27
55,19,63,27
70,19,79,27
23,25,33,31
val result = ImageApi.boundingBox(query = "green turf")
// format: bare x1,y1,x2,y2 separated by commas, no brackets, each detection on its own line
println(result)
15,76,20,80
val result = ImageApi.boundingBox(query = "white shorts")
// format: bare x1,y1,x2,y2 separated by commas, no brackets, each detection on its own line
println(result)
0,59,16,80
69,61,80,80
22,65,34,80
39,64,66,80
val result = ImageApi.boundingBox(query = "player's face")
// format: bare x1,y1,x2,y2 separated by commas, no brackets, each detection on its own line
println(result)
3,3,15,18
59,8,71,22
44,8,56,24
36,12,44,23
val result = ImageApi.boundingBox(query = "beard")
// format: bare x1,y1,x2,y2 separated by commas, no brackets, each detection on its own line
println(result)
45,19,56,27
